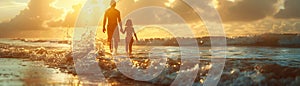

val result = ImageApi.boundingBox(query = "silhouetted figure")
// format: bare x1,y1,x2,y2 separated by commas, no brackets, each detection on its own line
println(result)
103,0,123,54
121,19,138,55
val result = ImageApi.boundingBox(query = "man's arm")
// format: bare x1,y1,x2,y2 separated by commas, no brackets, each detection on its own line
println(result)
118,11,123,32
102,12,107,33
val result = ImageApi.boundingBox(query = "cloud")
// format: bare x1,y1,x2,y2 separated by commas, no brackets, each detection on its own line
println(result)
48,0,201,27
0,0,298,38
117,0,201,24
0,0,28,21
47,4,82,27
48,0,109,27
0,0,28,5
217,0,280,22
121,0,284,23
275,0,300,19
122,7,190,25
0,0,63,38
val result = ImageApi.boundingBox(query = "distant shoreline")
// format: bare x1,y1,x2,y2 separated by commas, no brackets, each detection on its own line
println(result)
0,33,299,48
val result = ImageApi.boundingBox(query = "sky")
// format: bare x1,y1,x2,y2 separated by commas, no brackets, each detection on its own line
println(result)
0,0,299,39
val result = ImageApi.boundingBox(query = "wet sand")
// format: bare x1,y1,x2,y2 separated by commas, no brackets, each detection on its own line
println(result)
0,58,79,86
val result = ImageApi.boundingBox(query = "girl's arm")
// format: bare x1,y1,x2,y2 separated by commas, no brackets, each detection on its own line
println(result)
121,27,126,34
133,28,138,41
134,33,138,41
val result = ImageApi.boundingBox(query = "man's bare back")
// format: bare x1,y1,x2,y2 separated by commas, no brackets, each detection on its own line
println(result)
102,0,122,53
105,8,120,26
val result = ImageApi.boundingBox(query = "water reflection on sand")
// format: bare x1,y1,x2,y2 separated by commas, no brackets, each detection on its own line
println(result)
0,58,79,86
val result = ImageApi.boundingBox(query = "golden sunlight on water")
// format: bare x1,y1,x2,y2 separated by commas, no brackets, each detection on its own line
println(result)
136,26,174,39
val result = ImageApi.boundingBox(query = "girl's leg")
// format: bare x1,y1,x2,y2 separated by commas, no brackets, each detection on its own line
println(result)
129,37,134,55
125,40,129,54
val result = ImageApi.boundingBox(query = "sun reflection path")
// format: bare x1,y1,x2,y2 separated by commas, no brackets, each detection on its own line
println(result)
73,0,226,86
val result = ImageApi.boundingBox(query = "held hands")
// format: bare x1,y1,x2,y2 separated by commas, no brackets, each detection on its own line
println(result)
103,28,106,33
120,27,124,34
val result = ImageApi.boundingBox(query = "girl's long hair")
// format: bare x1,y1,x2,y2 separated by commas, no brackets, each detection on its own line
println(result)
125,19,133,27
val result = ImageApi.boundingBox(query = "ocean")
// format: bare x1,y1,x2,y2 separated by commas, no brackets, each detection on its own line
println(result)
0,38,300,86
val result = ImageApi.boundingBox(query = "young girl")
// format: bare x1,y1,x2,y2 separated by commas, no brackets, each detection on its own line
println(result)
122,19,138,55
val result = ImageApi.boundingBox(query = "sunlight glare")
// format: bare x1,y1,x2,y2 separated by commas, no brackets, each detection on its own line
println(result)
227,0,236,2
211,0,219,8
164,0,176,8
134,0,139,3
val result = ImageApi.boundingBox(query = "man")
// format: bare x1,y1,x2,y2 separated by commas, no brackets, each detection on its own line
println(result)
103,0,123,54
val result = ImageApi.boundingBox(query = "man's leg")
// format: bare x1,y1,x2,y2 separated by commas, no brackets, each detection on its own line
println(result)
108,37,113,53
108,31,113,53
112,30,119,54
114,40,118,54
109,41,113,53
